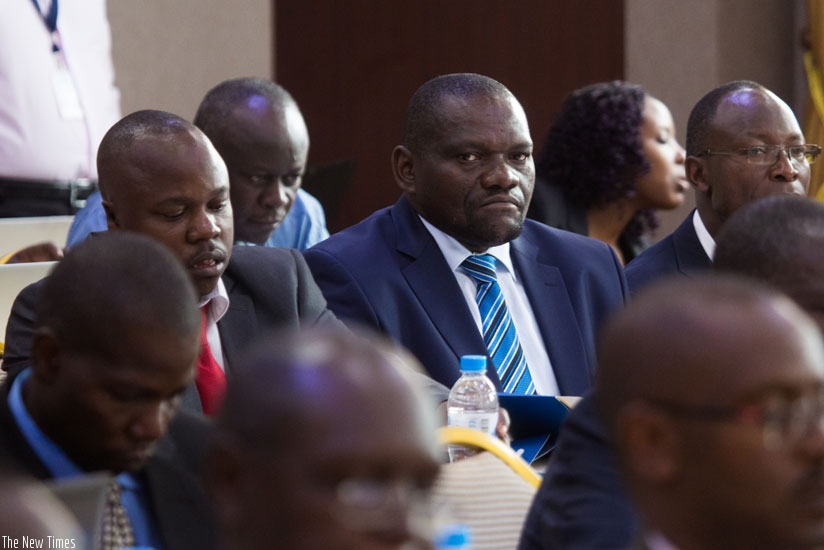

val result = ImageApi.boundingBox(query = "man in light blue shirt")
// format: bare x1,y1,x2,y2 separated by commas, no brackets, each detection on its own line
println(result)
0,232,215,550
67,77,329,251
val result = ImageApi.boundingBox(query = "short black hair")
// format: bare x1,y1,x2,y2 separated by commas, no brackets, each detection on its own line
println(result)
714,194,824,293
402,73,515,154
36,231,200,357
194,77,298,146
97,109,197,198
685,80,765,156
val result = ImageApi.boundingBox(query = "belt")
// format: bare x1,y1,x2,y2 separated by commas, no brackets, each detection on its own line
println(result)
0,177,97,212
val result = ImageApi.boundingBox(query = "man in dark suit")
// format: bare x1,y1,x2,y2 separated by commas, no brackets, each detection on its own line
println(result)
599,274,824,550
624,80,813,293
304,73,627,395
518,82,819,550
0,232,215,550
3,110,340,413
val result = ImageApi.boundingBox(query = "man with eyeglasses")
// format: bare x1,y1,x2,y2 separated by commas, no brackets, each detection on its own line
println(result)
597,274,824,550
519,81,819,550
204,327,441,550
625,79,816,291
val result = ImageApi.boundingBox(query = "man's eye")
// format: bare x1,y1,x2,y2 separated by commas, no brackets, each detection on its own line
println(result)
161,210,185,221
249,174,275,186
459,153,480,162
283,174,301,187
746,146,768,158
512,152,531,162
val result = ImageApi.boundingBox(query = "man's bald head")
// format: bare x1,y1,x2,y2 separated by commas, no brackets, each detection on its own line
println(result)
96,109,234,297
207,327,440,550
714,195,824,326
402,72,516,155
193,78,311,244
597,274,824,550
194,77,300,144
35,231,200,357
686,80,765,157
597,275,819,422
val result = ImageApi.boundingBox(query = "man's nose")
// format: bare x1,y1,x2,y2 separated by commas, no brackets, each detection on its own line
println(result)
260,182,289,208
771,149,800,182
187,209,222,242
130,402,171,441
481,158,519,189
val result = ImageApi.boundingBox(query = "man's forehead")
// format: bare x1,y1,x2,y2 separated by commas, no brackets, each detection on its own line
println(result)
710,89,798,137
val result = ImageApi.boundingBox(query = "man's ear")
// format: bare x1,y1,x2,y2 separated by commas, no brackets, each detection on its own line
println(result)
616,401,682,484
685,157,709,193
101,198,119,231
392,145,416,195
30,327,62,385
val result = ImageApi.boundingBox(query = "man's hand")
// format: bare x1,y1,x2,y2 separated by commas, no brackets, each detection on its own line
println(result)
6,242,64,264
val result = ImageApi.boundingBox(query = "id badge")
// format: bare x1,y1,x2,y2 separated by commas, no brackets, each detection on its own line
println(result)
51,52,83,120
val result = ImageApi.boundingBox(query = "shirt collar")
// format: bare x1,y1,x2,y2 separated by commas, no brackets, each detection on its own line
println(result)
8,369,84,479
199,277,230,322
645,531,681,550
418,215,515,276
692,209,716,261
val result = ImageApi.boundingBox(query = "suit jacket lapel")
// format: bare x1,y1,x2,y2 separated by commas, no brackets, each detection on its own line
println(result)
392,198,497,384
216,270,256,376
672,211,713,276
511,232,590,394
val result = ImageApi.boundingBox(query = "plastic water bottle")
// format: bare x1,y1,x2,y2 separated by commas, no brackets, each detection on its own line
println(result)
447,354,499,462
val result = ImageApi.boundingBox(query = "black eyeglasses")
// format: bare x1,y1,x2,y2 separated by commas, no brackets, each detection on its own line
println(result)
697,144,821,165
645,388,824,450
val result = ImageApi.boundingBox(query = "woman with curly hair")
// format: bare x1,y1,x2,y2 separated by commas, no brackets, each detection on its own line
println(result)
528,81,687,265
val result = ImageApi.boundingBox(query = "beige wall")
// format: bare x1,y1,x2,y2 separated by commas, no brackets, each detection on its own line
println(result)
626,0,807,239
107,1,809,239
107,0,272,120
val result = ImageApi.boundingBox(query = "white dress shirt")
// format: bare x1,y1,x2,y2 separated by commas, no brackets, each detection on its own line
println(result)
199,278,230,373
420,216,560,395
0,0,121,180
692,209,716,261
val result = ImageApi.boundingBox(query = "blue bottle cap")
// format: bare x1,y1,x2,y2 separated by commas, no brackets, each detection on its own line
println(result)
460,354,487,372
436,523,472,548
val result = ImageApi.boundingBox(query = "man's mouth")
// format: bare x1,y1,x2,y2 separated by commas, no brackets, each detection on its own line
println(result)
188,249,227,275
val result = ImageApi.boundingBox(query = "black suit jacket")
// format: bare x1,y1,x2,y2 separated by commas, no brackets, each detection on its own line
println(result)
2,245,341,410
0,382,216,550
624,210,712,294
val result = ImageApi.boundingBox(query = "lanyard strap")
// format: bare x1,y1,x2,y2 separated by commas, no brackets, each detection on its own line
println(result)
31,0,60,52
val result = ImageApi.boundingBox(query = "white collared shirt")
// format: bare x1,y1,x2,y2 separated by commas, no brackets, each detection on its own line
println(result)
199,278,230,373
692,210,716,261
645,531,680,550
419,216,559,395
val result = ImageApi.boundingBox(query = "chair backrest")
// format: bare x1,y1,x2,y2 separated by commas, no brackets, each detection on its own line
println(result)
0,216,74,256
0,262,56,354
433,426,541,550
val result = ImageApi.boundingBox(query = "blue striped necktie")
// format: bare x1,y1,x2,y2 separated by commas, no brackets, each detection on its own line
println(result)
461,254,535,394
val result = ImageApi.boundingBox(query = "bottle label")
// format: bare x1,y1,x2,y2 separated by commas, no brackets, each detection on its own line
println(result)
447,410,498,436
